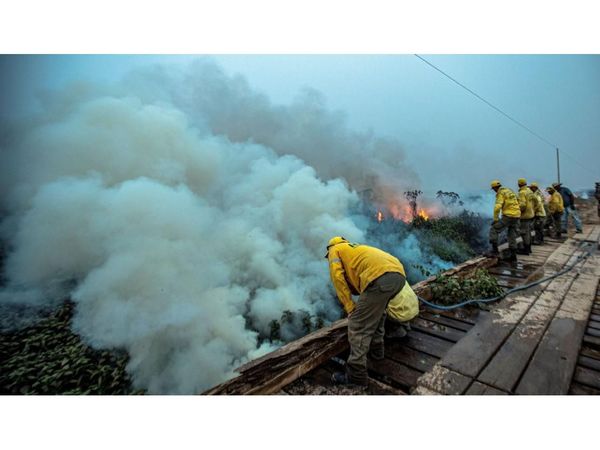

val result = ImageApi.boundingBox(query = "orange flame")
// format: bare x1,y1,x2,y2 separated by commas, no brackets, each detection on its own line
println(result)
418,209,429,220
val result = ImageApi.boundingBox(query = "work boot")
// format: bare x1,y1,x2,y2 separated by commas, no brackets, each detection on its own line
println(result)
386,323,410,339
526,244,532,254
331,371,368,388
516,245,528,255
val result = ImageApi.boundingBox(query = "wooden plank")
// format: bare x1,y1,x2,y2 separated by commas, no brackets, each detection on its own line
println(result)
410,317,466,343
204,319,348,394
384,341,438,373
437,309,478,326
439,300,530,378
415,363,472,395
580,346,600,360
586,328,600,338
515,266,597,395
403,330,453,359
478,303,556,392
368,358,423,389
515,318,586,395
569,382,600,395
578,355,600,372
587,320,600,330
419,311,472,332
590,314,600,322
465,381,509,395
573,366,600,390
583,335,600,348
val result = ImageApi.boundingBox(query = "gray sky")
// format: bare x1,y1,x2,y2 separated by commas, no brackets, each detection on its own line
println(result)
1,54,599,191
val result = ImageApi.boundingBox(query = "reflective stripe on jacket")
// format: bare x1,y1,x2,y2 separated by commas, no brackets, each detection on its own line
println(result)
328,243,406,314
493,187,521,221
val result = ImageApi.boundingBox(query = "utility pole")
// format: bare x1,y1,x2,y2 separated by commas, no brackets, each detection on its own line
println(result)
556,147,561,183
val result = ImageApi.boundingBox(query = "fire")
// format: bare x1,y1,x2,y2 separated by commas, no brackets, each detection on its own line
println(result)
381,204,435,223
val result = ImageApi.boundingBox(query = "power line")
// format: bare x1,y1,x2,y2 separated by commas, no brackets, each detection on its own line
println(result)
414,54,597,180
414,54,557,148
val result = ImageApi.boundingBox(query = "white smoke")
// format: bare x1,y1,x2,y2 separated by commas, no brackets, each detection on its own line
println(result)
0,57,432,393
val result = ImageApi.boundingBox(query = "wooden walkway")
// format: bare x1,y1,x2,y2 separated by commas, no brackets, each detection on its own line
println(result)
205,221,600,395
414,225,600,395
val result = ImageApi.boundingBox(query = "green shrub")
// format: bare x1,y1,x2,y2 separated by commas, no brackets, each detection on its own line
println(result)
431,269,504,306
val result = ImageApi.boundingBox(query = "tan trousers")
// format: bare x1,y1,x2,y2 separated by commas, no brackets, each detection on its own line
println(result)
346,272,406,384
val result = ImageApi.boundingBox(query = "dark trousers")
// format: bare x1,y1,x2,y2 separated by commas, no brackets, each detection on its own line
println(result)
346,272,406,384
520,218,534,246
489,216,520,250
533,216,545,242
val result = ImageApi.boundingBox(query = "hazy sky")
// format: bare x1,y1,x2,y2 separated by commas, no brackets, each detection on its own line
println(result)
1,54,598,191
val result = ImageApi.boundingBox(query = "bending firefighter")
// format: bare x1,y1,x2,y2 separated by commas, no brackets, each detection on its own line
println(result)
517,178,535,254
529,182,547,245
488,180,521,261
325,236,406,387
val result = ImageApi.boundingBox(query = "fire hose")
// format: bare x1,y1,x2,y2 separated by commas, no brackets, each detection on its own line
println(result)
417,248,593,311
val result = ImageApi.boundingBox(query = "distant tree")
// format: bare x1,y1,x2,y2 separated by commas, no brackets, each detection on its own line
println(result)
436,190,464,206
404,190,422,220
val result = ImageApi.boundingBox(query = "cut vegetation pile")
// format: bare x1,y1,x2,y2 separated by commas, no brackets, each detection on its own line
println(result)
0,302,142,395
430,268,504,306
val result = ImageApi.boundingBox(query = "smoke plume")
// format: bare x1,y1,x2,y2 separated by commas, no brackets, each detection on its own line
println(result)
0,59,436,393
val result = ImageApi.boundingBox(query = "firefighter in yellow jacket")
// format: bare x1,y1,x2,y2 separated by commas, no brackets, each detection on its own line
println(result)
325,236,406,387
517,178,536,254
529,182,547,245
489,180,521,262
547,186,565,238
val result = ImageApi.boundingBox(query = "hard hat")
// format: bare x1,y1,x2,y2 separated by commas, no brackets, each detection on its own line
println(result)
490,180,501,189
546,186,554,192
552,182,561,189
325,236,348,258
530,182,538,188
518,178,527,186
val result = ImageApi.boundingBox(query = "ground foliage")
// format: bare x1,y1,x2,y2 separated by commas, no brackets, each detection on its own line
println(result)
430,269,504,306
0,301,142,395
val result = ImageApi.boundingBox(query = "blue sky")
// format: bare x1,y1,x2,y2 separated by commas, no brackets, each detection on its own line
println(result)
1,54,599,191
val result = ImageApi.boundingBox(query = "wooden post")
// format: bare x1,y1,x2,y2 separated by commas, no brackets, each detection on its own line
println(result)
556,147,561,184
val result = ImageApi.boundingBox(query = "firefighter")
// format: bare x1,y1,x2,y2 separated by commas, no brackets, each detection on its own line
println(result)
547,186,565,238
516,178,535,254
488,180,521,262
529,182,547,245
325,236,406,387
552,182,583,234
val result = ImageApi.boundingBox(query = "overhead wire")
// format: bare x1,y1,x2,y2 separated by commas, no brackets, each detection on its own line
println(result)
414,54,596,178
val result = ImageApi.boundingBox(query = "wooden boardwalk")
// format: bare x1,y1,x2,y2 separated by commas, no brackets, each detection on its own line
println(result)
414,225,600,395
205,220,600,395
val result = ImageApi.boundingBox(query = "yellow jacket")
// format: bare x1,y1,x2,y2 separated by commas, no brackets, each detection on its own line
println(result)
328,243,406,315
532,190,546,217
518,186,535,220
548,191,564,214
493,187,521,221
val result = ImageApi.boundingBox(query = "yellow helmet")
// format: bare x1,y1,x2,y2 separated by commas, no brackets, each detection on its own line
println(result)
490,180,501,189
518,178,527,186
530,182,538,188
325,236,348,258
